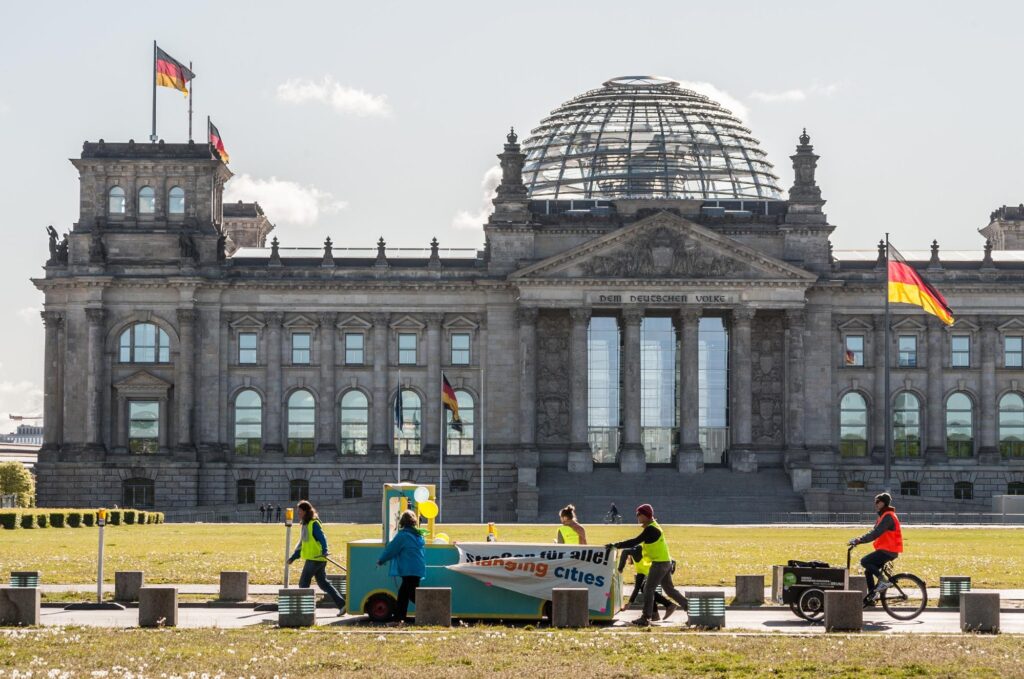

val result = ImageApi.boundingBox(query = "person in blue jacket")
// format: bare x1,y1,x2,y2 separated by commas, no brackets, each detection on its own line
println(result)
377,509,426,623
287,500,346,614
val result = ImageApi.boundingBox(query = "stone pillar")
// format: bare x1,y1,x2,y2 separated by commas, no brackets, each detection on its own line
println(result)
731,308,754,450
139,586,179,627
370,313,391,454
41,311,64,452
979,317,999,462
85,307,106,452
620,309,645,473
264,312,284,455
926,318,946,462
567,308,592,473
317,312,338,456
785,309,807,459
678,309,702,472
175,309,196,453
517,307,538,450
423,314,443,460
414,587,452,626
871,314,887,461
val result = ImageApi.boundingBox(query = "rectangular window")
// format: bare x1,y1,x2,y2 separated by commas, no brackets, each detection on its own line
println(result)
398,333,417,365
291,332,311,364
844,335,864,367
1006,336,1023,368
451,333,471,365
128,401,159,454
898,335,917,368
238,332,258,364
951,335,971,367
345,333,365,365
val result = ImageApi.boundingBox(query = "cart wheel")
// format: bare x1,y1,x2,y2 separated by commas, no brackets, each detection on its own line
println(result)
541,600,553,621
789,601,809,621
798,588,825,621
365,593,397,623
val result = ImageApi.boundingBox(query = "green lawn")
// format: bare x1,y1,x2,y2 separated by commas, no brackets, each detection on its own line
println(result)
1,627,1022,678
3,523,1024,588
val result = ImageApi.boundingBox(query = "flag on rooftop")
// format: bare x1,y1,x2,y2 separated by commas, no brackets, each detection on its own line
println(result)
155,46,194,96
888,243,954,325
209,120,229,163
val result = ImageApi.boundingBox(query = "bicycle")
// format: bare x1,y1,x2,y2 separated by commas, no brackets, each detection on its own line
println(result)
848,544,928,621
603,511,623,524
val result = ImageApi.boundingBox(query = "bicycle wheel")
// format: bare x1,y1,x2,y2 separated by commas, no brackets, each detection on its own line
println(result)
880,573,928,620
798,588,825,621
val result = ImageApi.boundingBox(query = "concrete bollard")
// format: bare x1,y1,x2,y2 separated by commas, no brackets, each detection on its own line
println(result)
847,575,868,597
940,576,972,608
0,586,40,625
960,592,1000,633
686,591,726,629
138,587,178,627
9,571,40,588
414,587,452,626
824,590,863,632
114,571,145,602
219,571,249,602
734,575,765,605
278,588,316,628
551,588,589,628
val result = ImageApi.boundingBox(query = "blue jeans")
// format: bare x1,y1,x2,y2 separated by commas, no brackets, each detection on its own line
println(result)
299,560,346,610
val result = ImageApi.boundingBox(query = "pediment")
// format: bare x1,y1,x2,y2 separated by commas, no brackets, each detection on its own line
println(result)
113,370,172,395
998,318,1024,333
949,319,979,332
511,212,816,282
337,314,372,330
390,315,426,330
891,317,926,331
838,318,873,332
284,314,318,329
230,314,265,330
444,315,479,330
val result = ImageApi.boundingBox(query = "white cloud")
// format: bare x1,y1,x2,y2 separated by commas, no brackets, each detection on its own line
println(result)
276,76,392,118
16,307,40,324
0,377,42,435
750,83,840,103
452,166,502,231
677,81,749,121
225,174,347,227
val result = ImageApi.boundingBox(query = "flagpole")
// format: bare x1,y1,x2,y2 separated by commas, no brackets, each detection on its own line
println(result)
439,371,445,522
188,61,193,142
150,41,158,142
884,232,893,492
397,368,402,483
480,365,485,524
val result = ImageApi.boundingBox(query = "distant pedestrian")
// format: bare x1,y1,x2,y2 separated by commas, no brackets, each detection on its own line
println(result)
265,504,273,523
259,504,266,523
287,500,346,614
275,505,282,522
377,510,426,623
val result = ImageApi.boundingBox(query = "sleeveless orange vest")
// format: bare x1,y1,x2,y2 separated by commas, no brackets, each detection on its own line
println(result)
873,508,903,553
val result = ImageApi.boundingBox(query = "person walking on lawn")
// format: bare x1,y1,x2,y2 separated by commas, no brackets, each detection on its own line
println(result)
287,500,346,614
617,544,673,619
377,510,426,623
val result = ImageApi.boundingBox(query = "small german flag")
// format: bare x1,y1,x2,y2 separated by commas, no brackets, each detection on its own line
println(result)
888,243,954,325
844,349,856,366
155,47,194,96
209,120,229,164
442,373,462,433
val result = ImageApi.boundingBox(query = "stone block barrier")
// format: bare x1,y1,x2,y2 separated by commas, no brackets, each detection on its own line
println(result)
219,571,249,602
734,575,764,605
939,576,972,607
139,587,178,627
551,588,589,628
9,571,40,588
115,571,144,602
960,592,1000,633
824,590,862,632
847,575,868,597
0,586,40,626
415,587,452,626
278,588,316,628
686,590,726,629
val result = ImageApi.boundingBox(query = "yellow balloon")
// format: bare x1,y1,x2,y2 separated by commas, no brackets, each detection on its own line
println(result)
434,533,450,544
419,499,439,519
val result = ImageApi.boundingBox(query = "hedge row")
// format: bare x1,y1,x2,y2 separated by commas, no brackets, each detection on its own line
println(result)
0,509,165,530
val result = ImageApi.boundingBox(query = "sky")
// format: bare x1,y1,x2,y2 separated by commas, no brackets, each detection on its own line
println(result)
0,1,1022,433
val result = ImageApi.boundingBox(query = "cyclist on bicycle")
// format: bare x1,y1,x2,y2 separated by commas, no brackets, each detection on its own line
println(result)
608,503,621,523
847,492,903,606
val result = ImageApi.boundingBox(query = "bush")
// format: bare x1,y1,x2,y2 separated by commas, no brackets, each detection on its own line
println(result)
21,512,36,529
67,511,82,527
82,512,95,527
107,510,121,526
35,513,48,528
154,512,165,524
0,461,35,507
0,511,17,529
49,512,65,528
123,510,136,525
135,511,147,525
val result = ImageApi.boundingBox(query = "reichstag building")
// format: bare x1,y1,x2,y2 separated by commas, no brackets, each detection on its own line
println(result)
34,76,1024,520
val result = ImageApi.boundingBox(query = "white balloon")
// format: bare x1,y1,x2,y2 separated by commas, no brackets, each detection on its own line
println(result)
413,486,430,503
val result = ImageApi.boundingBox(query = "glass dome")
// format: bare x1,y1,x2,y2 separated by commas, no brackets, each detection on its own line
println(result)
521,76,782,201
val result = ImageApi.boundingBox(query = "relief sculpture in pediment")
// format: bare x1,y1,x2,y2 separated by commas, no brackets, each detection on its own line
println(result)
579,226,743,278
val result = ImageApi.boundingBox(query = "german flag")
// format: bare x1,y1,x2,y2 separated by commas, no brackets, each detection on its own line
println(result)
209,120,229,164
844,349,856,366
888,244,954,325
442,373,462,433
156,47,194,96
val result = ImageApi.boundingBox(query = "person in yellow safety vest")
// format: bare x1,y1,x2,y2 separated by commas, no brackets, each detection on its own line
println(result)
617,545,673,619
607,503,688,626
287,500,346,614
555,504,587,545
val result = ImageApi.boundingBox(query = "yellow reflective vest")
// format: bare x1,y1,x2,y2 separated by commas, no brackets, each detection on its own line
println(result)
558,525,581,544
640,520,671,563
300,519,326,561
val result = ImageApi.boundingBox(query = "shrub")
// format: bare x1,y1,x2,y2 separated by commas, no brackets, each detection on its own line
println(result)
135,511,147,525
82,512,95,527
67,511,82,527
49,512,65,528
123,510,136,525
154,512,165,524
0,511,17,529
21,512,36,529
107,510,121,526
35,513,48,528
0,461,35,507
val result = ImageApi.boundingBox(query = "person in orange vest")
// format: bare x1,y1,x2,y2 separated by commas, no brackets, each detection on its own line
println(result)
848,492,903,606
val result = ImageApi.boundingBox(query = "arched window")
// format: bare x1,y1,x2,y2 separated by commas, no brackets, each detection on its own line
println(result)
1008,481,1024,496
233,390,262,455
953,481,973,500
236,479,255,504
339,390,369,455
122,478,155,508
138,186,155,214
839,392,868,457
289,479,309,502
119,323,171,363
168,186,185,215
893,392,921,458
343,479,363,499
393,389,422,455
946,392,974,458
999,393,1024,458
287,390,315,456
900,480,920,497
446,389,474,456
450,479,470,492
108,186,126,215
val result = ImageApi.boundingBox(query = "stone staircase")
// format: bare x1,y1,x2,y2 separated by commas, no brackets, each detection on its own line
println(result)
536,467,805,524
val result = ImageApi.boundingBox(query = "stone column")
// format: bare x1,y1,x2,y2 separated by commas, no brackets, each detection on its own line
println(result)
979,317,999,462
871,314,887,462
264,312,284,455
517,307,538,450
370,313,391,455
317,312,338,457
620,309,645,473
85,307,106,453
731,308,754,451
567,308,592,473
678,308,702,473
925,317,947,462
423,314,443,460
175,309,196,454
41,311,64,453
785,309,807,460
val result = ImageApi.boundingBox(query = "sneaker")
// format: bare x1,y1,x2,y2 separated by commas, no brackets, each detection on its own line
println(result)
631,617,651,627
650,611,660,621
875,580,891,593
662,604,677,621
862,596,877,608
